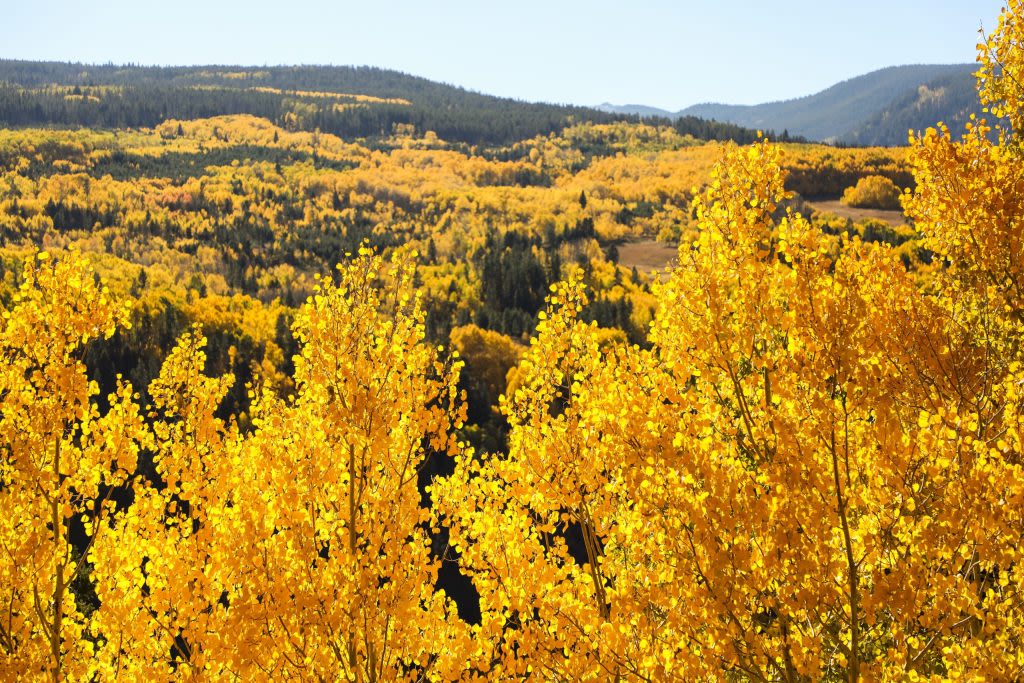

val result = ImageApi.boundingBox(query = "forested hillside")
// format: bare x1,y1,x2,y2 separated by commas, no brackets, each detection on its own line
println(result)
0,112,914,450
842,67,984,145
0,60,760,146
2,1,1024,680
606,64,982,145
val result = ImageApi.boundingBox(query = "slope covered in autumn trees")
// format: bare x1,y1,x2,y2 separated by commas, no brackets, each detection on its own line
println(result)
3,1,1024,679
0,109,916,446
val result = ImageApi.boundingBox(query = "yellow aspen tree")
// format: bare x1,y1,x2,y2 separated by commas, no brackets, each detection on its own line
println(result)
900,0,1024,675
977,0,1024,136
438,271,730,680
0,252,149,682
217,246,473,681
438,277,619,680
645,140,988,680
91,248,474,681
89,329,239,679
441,124,1024,680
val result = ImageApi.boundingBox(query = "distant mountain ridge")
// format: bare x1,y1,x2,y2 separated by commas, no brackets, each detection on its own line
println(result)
596,103,675,119
599,64,982,145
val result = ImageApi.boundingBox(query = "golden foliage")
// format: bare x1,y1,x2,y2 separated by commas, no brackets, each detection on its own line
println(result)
449,323,522,405
977,0,1024,134
840,174,903,210
0,252,146,681
2,4,1024,681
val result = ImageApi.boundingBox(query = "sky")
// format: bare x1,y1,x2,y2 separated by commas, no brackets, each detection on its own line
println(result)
1,0,1009,111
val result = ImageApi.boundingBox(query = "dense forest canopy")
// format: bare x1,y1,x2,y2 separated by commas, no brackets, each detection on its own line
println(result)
2,0,1024,679
0,109,915,442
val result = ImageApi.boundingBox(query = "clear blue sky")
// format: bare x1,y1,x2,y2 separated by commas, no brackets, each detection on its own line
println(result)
1,0,1007,110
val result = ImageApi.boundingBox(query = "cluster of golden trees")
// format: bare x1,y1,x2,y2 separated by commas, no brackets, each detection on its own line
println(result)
0,82,916,400
0,112,915,391
3,3,1024,680
840,175,903,210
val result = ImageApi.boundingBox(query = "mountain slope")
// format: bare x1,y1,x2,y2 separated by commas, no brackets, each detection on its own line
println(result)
604,64,981,145
596,102,675,119
842,69,982,145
